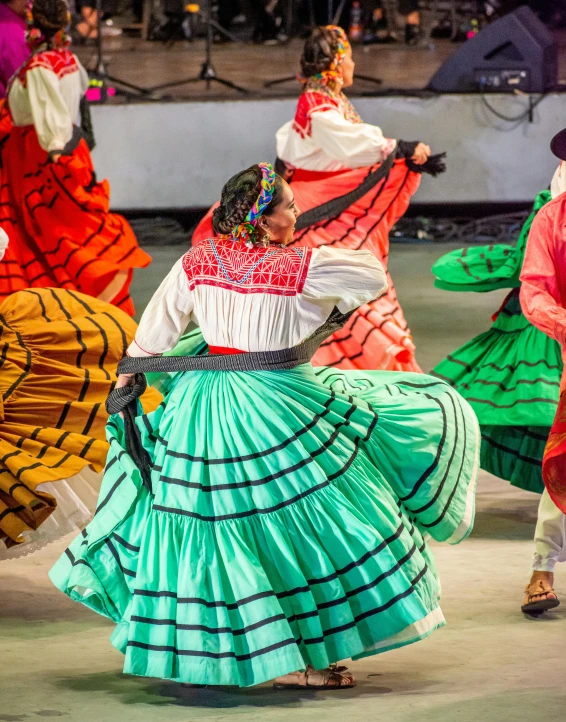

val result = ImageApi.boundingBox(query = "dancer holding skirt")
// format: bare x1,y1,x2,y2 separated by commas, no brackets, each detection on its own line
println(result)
51,163,478,689
194,26,445,371
0,0,151,315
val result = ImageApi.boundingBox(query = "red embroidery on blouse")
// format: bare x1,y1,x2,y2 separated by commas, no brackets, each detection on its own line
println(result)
292,91,340,139
17,50,79,88
182,238,312,296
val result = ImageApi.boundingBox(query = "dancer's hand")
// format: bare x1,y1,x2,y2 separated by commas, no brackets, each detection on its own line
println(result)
411,143,431,165
49,153,62,163
116,373,135,389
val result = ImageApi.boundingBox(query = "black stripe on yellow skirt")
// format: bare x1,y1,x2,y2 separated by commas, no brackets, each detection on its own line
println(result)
83,317,112,381
0,504,26,523
101,312,128,356
0,314,32,399
20,290,52,322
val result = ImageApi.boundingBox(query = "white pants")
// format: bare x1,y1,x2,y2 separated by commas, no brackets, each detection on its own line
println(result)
532,489,566,572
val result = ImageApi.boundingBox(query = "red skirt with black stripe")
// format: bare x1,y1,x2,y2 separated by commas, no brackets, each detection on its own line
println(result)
0,106,151,316
193,159,421,371
542,390,566,513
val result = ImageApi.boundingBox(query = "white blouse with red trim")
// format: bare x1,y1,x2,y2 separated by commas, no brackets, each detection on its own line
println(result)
276,90,397,172
128,239,387,357
8,49,89,153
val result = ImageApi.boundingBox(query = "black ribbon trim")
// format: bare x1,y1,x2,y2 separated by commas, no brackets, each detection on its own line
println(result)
293,150,396,231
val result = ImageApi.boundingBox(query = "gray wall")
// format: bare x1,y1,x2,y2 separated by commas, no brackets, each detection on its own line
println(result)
91,93,566,210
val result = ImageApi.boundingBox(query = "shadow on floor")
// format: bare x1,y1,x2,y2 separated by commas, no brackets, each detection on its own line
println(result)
53,669,403,709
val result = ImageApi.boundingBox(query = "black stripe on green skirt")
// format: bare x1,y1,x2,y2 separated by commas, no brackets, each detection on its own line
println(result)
130,515,418,609
125,565,429,660
148,392,353,468
128,541,427,640
481,433,542,467
156,399,362,491
152,413,378,521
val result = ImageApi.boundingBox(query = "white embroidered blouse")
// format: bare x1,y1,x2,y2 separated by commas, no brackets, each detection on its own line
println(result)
8,48,89,153
128,240,387,357
276,87,396,172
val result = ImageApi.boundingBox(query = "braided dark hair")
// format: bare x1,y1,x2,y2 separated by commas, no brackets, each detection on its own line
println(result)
212,164,285,236
300,26,341,79
31,0,69,38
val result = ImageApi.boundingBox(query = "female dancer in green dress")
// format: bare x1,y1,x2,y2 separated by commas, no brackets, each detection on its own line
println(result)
431,188,564,614
51,163,479,689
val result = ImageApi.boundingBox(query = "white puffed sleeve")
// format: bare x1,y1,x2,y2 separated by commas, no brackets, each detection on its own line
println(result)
302,246,388,313
0,228,9,261
26,66,74,153
127,256,194,358
310,109,395,167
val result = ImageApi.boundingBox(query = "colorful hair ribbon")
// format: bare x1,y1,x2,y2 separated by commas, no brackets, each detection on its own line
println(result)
232,162,277,246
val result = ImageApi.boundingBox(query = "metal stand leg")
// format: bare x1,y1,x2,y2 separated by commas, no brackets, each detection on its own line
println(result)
146,0,250,95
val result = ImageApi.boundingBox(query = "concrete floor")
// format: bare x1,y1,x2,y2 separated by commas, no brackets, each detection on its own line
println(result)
1,245,565,722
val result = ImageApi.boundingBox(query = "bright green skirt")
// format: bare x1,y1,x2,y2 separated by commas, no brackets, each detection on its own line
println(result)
50,350,478,687
433,289,562,493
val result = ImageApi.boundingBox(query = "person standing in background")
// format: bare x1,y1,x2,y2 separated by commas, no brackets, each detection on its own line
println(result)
0,0,30,98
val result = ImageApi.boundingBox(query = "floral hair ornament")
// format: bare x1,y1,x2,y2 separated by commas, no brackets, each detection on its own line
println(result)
26,2,71,51
325,25,350,72
231,162,277,247
300,25,350,85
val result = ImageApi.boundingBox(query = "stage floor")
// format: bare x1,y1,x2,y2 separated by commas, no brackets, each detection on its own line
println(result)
76,32,566,102
1,244,565,722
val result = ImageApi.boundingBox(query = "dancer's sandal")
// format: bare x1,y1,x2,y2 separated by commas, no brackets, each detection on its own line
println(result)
273,664,356,690
521,579,561,615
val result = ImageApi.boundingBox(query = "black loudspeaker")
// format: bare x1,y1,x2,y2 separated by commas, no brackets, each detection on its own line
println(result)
428,5,557,93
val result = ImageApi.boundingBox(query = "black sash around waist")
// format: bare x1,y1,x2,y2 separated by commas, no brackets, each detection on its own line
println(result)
105,309,353,491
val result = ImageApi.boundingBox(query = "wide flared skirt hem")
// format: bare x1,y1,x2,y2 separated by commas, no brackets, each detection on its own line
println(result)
110,608,446,687
479,424,547,494
432,289,562,428
51,365,478,687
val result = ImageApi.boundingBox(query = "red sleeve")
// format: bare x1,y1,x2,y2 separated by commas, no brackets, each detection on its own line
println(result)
520,203,566,345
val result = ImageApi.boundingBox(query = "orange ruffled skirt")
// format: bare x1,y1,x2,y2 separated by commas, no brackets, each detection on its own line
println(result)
0,104,151,316
193,159,421,371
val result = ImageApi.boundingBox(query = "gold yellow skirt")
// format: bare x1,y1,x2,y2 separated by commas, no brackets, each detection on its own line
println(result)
0,288,160,553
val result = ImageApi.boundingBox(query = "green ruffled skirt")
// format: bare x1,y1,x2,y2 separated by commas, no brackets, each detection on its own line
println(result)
50,341,478,687
433,289,562,493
